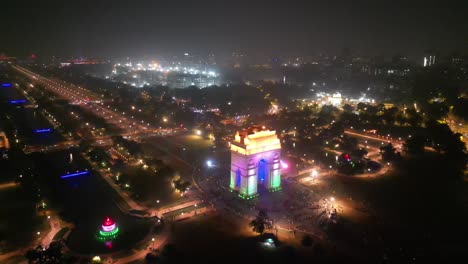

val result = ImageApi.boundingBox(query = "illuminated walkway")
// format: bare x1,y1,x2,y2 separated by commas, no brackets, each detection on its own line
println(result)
0,182,17,190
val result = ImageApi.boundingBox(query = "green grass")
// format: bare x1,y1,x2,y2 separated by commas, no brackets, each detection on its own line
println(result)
178,135,213,150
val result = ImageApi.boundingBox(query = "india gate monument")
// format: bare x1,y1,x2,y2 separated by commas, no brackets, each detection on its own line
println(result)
230,126,282,199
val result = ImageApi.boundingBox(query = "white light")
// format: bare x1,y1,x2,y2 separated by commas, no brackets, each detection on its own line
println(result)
311,169,318,177
206,160,213,167
102,223,116,232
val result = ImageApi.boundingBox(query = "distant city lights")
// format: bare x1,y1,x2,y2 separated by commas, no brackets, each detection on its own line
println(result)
111,60,219,88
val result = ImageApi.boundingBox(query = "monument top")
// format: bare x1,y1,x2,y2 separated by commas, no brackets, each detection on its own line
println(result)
231,126,281,155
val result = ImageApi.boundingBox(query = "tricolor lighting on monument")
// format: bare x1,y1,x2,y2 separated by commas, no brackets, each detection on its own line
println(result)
97,217,119,241
230,126,282,199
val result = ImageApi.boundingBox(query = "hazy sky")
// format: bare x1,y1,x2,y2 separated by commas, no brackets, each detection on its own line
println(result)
2,0,467,58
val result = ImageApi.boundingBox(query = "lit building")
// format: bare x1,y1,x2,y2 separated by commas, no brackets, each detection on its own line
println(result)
328,92,343,106
230,126,281,199
423,51,436,67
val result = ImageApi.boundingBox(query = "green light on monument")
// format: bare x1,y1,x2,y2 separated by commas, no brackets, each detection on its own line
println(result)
272,169,281,189
248,176,257,195
230,171,235,189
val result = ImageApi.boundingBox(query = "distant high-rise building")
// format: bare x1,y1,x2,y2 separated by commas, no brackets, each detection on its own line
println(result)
208,53,217,66
423,51,437,67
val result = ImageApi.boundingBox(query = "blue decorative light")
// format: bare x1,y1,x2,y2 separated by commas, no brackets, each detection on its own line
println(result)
1,83,12,87
60,171,89,179
9,100,27,104
33,128,52,133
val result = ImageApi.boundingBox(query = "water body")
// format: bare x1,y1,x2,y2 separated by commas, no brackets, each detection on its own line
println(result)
36,150,152,254
0,85,62,146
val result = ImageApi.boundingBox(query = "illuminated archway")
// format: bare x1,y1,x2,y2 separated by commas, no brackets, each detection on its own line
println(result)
258,159,268,184
230,126,282,199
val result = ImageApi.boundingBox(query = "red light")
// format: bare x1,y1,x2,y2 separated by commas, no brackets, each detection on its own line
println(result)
105,241,113,249
103,217,114,226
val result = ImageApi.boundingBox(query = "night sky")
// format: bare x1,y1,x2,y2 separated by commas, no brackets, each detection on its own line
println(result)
2,0,467,58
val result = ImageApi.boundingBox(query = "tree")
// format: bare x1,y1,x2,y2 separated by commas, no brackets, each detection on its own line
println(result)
423,102,449,121
318,105,340,124
342,104,354,113
173,178,191,193
341,135,358,152
380,143,401,162
249,210,273,234
406,108,423,127
145,252,160,263
160,244,180,262
426,122,467,174
25,242,63,263
452,98,468,120
301,235,314,247
382,107,399,125
339,111,361,127
404,135,426,155
352,148,368,159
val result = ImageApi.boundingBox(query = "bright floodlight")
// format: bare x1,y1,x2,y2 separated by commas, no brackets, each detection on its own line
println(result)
206,160,213,168
311,169,318,177
280,160,288,169
196,130,202,136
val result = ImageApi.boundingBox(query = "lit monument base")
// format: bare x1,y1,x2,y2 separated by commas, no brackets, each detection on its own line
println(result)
232,189,259,200
268,187,282,193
